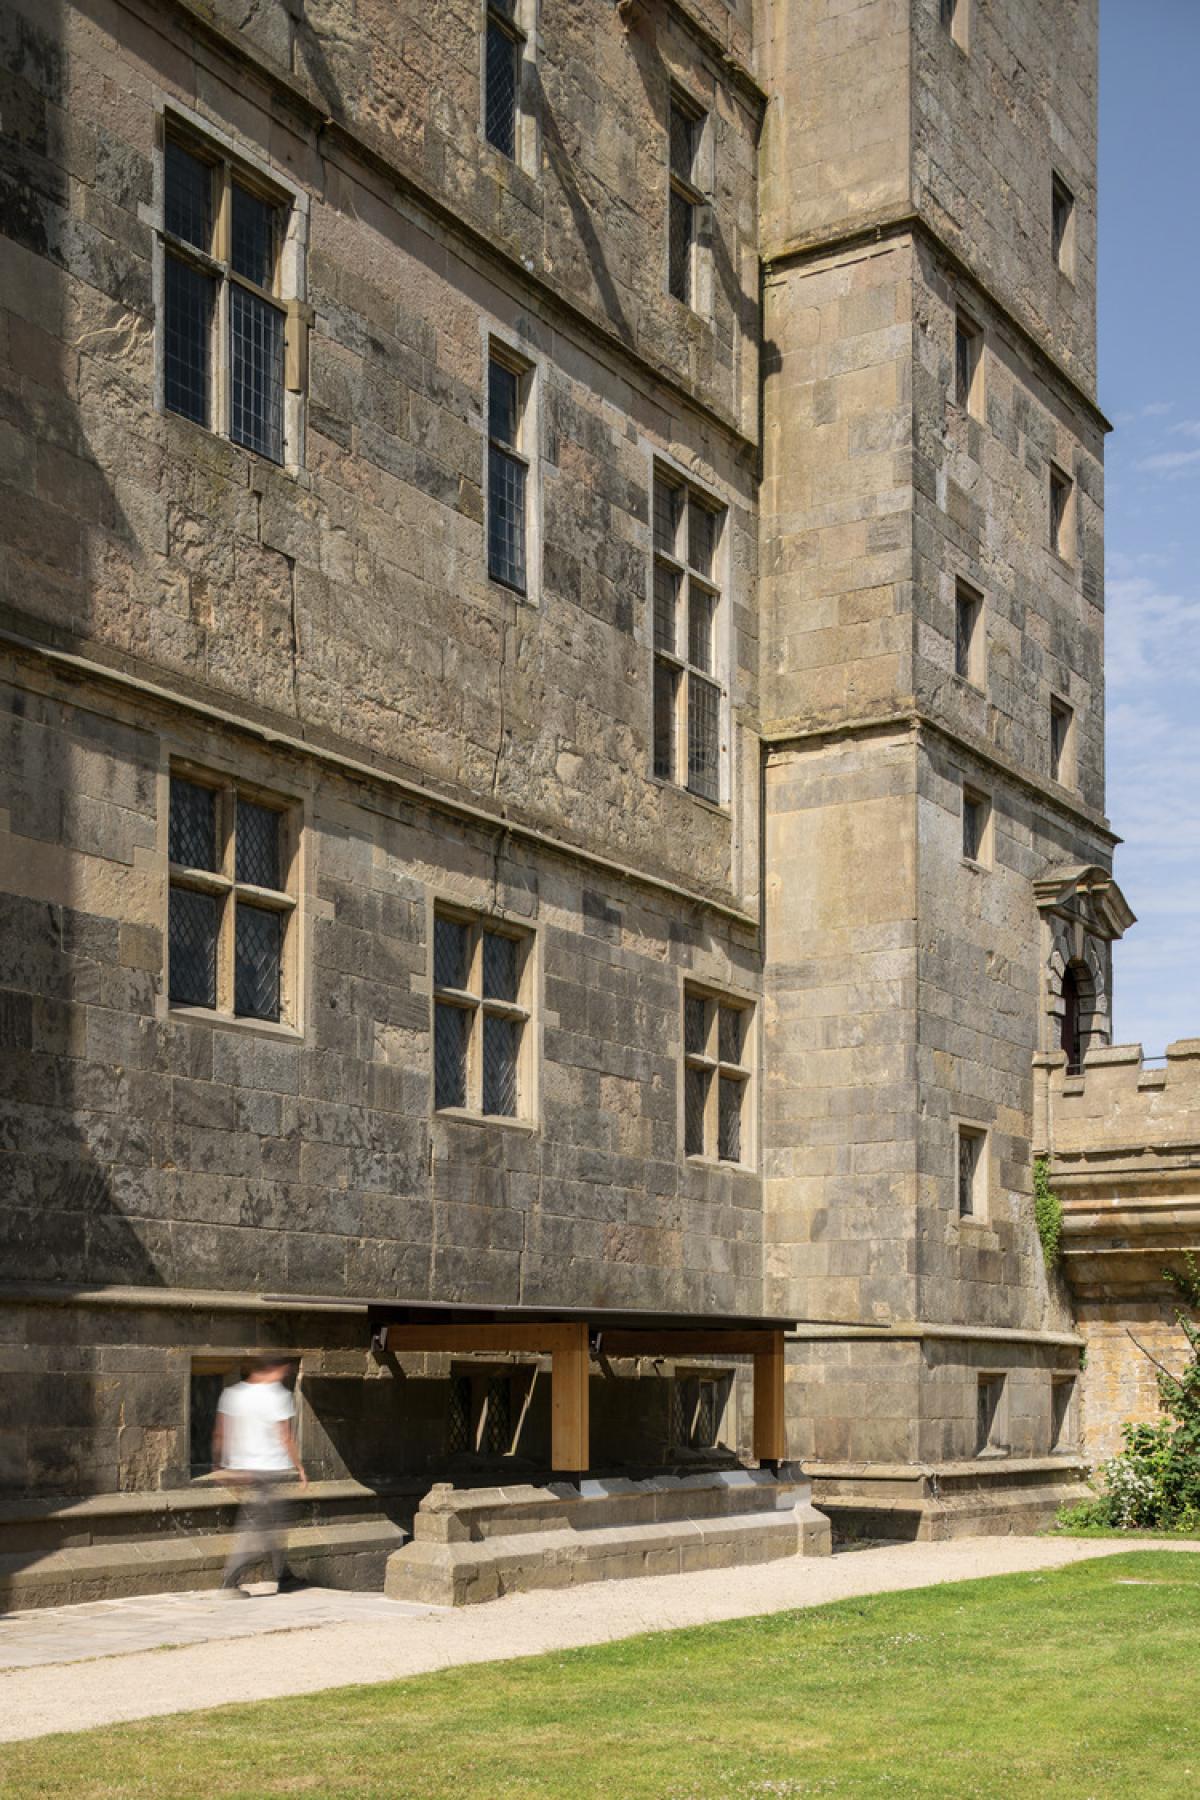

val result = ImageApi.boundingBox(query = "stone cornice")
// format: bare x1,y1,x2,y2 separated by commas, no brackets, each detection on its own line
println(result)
763,210,1111,438
763,709,1118,846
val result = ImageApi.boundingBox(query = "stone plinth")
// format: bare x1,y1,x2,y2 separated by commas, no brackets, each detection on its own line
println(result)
384,1468,831,1606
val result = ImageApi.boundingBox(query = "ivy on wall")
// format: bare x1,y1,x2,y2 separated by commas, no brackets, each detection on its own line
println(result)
1034,1157,1063,1270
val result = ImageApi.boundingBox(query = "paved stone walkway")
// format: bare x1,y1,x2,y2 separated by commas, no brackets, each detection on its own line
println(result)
0,1584,436,1671
2,1535,1196,1743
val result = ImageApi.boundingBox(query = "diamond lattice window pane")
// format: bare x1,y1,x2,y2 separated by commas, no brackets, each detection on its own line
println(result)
695,1380,717,1448
231,181,280,288
687,673,720,802
484,1375,512,1455
654,479,681,556
165,140,212,250
654,564,678,653
684,1064,709,1157
718,1004,743,1066
169,779,217,871
229,285,284,462
447,1374,472,1454
164,254,214,427
482,1013,519,1116
169,886,218,1008
668,188,693,305
434,1002,470,1109
684,993,708,1056
688,584,715,673
235,903,281,1021
688,499,716,578
669,103,697,184
434,917,470,991
488,444,527,590
653,659,677,782
485,19,519,158
958,1131,981,1216
482,931,519,1002
236,799,281,890
718,1075,742,1163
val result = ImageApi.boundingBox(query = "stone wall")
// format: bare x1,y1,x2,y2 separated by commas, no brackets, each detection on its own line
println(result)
1038,1041,1200,1462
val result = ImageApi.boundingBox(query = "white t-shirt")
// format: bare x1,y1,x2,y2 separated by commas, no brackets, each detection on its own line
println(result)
217,1379,295,1473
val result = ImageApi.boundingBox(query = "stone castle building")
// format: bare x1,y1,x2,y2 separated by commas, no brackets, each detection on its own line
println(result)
0,0,1193,1601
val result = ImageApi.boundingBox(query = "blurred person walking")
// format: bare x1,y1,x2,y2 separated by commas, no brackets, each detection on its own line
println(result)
213,1356,306,1596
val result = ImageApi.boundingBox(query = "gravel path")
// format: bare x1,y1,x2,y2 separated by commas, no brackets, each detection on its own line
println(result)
2,1535,1195,1744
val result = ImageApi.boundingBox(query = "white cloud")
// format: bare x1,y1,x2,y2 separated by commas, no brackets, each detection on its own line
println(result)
1136,447,1200,473
1141,401,1174,416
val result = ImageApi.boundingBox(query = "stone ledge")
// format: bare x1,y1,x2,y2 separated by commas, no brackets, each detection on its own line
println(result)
0,1518,407,1612
385,1470,830,1605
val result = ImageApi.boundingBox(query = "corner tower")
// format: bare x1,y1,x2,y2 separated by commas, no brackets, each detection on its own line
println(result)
757,0,1124,1532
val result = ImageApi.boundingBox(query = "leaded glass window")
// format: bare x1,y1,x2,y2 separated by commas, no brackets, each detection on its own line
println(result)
167,771,296,1024
682,988,752,1165
667,94,704,309
488,353,529,593
161,127,292,464
652,470,725,801
432,912,531,1120
484,0,524,159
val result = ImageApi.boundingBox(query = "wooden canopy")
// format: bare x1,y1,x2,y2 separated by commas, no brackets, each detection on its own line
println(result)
368,1301,796,1477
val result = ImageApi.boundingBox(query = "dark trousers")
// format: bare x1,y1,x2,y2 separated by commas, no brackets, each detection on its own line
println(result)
222,1472,292,1587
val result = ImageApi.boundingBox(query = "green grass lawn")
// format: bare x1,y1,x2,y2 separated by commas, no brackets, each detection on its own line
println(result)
5,1552,1199,1800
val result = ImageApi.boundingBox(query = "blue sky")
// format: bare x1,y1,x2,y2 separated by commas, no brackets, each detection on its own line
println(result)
1100,0,1200,1050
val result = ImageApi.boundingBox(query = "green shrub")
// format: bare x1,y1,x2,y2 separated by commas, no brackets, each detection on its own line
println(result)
1058,1256,1200,1533
1033,1157,1062,1269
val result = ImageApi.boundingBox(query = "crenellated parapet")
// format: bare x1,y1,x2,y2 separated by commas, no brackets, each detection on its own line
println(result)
1035,1039,1200,1299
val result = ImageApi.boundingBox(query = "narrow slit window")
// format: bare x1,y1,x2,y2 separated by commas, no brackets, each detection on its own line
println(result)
161,127,291,463
487,352,530,594
667,94,705,308
168,773,296,1025
977,1374,1006,1455
1052,174,1076,277
957,1124,986,1218
962,786,990,864
955,311,982,416
651,469,725,803
940,0,968,50
682,989,753,1166
1049,466,1073,559
484,0,524,160
1050,697,1074,786
432,911,532,1121
955,581,983,685
1051,1376,1076,1452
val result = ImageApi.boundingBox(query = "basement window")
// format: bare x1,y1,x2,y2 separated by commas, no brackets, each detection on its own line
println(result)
1051,1375,1077,1452
976,1373,1007,1455
671,1370,732,1452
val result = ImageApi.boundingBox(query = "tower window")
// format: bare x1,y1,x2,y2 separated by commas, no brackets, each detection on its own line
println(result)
955,310,983,416
939,0,969,50
1059,961,1092,1075
957,1124,986,1217
487,349,532,594
1049,465,1073,559
955,581,983,685
484,0,525,160
1052,174,1076,278
667,93,705,309
652,469,726,803
1049,697,1074,785
962,785,990,864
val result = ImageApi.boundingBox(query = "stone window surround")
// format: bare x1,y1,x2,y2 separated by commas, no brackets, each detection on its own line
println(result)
1051,171,1077,282
429,897,539,1129
1050,1372,1078,1454
479,0,540,177
961,780,992,869
953,577,985,689
975,1370,1009,1457
939,0,971,55
188,1352,303,1483
666,83,713,319
1048,460,1075,563
151,100,311,472
953,305,984,418
681,979,757,1171
483,326,542,605
1049,693,1076,789
670,1365,736,1453
650,456,730,810
161,756,306,1039
955,1119,989,1223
